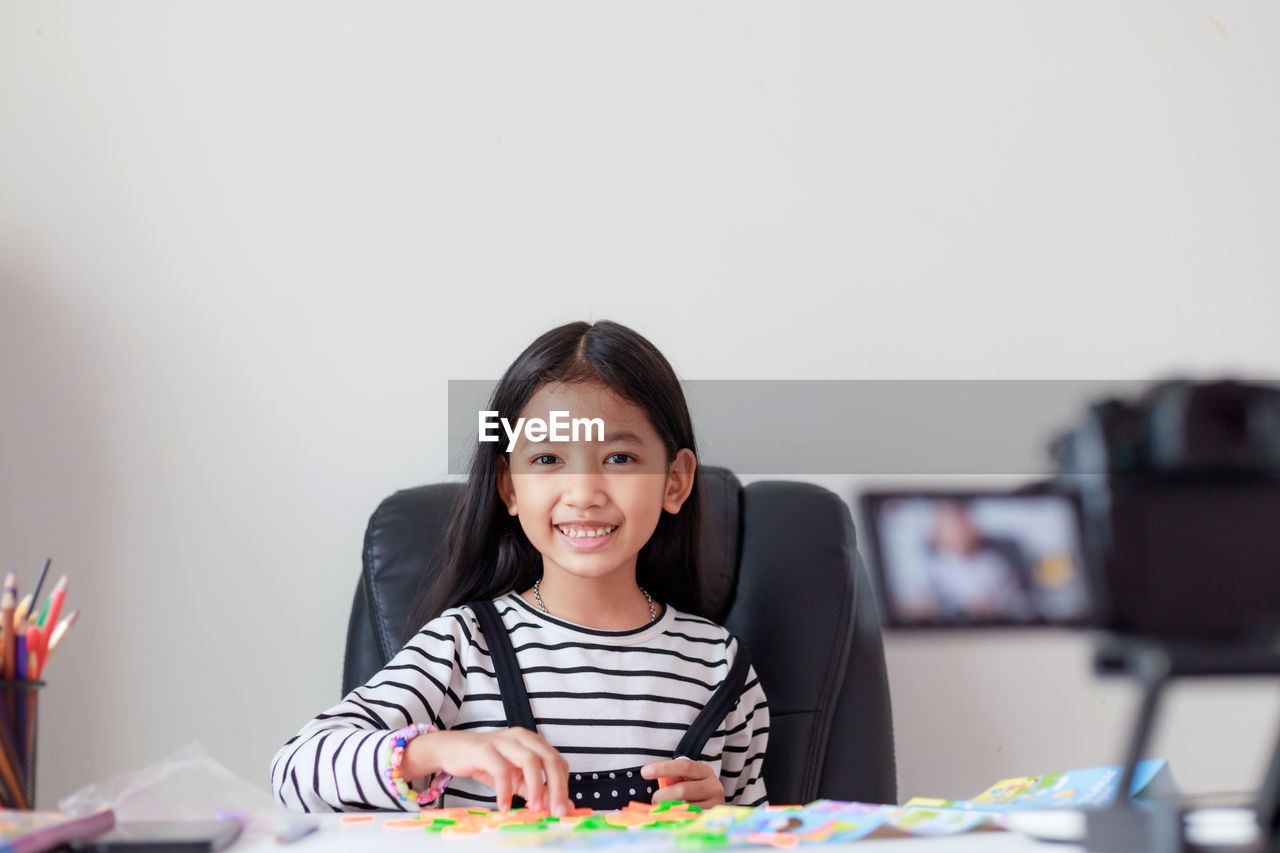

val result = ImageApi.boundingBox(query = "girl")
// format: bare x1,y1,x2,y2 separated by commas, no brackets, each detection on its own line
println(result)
270,320,769,815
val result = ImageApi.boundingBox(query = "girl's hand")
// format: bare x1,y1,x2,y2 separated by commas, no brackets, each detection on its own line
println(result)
405,728,572,815
640,758,726,809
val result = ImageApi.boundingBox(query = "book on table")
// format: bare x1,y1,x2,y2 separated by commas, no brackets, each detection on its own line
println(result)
0,808,116,853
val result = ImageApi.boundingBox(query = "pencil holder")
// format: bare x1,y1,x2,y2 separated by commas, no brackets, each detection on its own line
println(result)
0,680,43,809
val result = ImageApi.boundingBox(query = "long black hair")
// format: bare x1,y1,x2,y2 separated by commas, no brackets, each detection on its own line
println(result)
407,320,704,630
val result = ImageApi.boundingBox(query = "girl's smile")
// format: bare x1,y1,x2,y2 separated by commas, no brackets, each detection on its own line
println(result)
554,520,620,550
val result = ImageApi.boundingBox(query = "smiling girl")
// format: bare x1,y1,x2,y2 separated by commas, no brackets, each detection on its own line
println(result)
271,321,769,815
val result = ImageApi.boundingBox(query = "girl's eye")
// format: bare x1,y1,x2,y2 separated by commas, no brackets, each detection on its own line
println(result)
605,453,635,465
532,454,561,465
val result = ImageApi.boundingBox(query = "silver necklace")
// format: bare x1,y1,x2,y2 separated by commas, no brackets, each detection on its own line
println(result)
533,577,657,623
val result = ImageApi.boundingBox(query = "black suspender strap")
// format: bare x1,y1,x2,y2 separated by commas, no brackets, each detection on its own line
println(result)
673,640,753,761
469,599,539,733
470,598,750,763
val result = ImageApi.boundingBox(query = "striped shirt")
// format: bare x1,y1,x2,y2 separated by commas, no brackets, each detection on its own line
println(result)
271,593,770,812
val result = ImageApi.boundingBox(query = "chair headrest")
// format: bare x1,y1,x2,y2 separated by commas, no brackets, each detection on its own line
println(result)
696,465,743,622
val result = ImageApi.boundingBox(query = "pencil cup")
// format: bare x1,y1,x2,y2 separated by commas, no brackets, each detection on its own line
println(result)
0,680,43,809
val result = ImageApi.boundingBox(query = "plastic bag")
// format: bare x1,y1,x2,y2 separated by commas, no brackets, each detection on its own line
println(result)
58,741,316,841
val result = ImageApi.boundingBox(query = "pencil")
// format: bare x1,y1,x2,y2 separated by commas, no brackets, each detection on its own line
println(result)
47,610,79,657
40,575,68,664
11,635,27,790
28,559,51,617
12,595,31,637
0,769,14,809
1,572,15,682
1,573,15,739
24,626,39,681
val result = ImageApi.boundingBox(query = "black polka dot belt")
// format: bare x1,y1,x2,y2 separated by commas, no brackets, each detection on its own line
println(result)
570,767,657,810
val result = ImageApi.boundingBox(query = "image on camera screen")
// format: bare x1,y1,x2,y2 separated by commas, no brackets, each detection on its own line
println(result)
865,494,1094,627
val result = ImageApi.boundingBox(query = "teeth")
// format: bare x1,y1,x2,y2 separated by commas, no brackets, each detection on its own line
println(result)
558,525,617,539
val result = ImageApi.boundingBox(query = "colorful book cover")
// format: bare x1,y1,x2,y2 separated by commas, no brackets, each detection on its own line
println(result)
903,759,1179,812
676,801,1006,846
0,808,116,853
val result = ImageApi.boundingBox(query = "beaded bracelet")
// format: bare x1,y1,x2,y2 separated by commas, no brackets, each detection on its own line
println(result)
382,723,453,807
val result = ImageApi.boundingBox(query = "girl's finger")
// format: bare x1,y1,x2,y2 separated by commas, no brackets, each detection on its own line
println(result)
642,758,698,780
687,781,712,805
652,780,690,803
493,741,545,811
515,751,547,812
513,732,571,815
658,776,722,809
681,760,712,779
695,779,727,809
543,760,571,817
695,787,725,809
479,747,514,811
509,766,529,805
640,760,674,780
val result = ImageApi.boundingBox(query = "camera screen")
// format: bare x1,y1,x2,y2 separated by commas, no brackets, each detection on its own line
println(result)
861,492,1096,627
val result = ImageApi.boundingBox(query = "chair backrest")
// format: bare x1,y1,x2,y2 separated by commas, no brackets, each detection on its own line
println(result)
342,466,897,805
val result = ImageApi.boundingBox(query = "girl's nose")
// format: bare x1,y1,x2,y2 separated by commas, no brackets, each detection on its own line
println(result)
560,472,607,509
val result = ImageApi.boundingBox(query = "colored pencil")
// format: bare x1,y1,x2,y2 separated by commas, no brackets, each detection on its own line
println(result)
0,768,14,808
1,571,14,745
1,571,15,682
12,595,31,636
40,575,68,664
28,559,51,616
47,610,79,657
24,626,39,681
12,633,26,786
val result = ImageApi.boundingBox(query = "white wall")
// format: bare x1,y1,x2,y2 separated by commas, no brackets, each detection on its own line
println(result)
2,1,1279,808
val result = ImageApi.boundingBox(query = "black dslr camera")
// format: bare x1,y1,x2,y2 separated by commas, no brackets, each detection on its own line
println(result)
862,378,1280,638
1052,378,1280,641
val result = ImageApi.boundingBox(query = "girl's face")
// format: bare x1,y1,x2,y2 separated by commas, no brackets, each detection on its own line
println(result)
496,381,695,590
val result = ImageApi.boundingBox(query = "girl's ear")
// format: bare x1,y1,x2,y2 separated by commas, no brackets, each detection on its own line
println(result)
662,449,697,514
496,455,518,515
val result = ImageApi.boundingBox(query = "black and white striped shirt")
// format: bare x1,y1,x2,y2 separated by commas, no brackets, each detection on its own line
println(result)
271,593,770,812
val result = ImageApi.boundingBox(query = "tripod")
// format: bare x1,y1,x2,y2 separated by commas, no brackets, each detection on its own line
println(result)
1086,635,1280,853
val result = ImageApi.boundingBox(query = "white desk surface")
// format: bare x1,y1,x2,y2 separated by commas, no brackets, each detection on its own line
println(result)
231,814,1072,853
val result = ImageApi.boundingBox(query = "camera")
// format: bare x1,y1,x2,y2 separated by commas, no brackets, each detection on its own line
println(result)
863,378,1280,640
1051,378,1280,640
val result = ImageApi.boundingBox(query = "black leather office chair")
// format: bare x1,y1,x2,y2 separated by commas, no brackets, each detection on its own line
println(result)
343,466,897,806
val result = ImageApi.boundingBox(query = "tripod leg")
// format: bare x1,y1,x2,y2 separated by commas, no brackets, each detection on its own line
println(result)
1087,656,1180,853
1256,694,1280,851
1117,668,1167,802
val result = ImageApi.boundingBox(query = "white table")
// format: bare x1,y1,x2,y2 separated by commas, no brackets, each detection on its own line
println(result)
230,806,1264,852
229,813,1073,853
